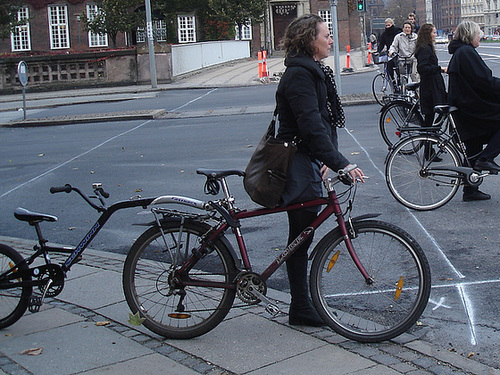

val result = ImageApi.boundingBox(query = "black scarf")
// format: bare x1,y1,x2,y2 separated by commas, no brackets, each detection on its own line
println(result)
315,60,345,128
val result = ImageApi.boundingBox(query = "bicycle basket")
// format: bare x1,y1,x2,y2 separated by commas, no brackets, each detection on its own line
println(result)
373,53,388,64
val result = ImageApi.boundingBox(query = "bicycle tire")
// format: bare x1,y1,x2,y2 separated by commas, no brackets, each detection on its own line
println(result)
0,243,32,329
379,100,424,151
123,221,237,339
386,135,462,210
310,220,431,343
372,73,394,105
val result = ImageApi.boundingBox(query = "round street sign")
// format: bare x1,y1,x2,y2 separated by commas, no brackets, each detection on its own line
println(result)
18,61,28,87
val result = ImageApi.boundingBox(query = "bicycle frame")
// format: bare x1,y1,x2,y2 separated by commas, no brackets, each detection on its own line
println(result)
1,197,157,288
172,181,374,291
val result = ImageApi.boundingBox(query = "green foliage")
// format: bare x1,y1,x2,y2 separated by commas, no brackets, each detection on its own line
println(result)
209,0,265,39
82,0,144,47
0,1,24,40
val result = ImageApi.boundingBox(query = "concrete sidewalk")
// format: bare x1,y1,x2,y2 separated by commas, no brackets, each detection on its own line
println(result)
0,49,376,127
1,235,498,375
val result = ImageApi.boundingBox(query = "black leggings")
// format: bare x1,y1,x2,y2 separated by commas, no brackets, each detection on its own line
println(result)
286,209,318,260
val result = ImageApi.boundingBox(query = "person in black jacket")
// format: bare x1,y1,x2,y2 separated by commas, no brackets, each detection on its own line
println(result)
377,18,402,84
415,23,447,127
276,14,364,327
448,20,500,201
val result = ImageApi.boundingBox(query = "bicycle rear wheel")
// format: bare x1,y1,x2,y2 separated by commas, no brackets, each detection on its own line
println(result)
379,100,424,151
310,220,431,343
0,244,32,329
123,221,237,339
372,73,394,105
386,135,462,210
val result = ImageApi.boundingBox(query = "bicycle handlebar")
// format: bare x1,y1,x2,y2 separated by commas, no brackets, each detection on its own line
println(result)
49,183,108,212
50,184,72,194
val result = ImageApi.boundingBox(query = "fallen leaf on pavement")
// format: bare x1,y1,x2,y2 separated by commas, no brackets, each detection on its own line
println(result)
20,347,43,356
95,321,110,326
128,312,146,326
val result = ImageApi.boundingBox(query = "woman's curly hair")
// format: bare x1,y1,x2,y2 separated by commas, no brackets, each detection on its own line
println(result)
281,14,324,57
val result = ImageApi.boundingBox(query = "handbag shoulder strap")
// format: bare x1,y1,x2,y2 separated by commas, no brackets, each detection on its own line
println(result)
266,106,279,138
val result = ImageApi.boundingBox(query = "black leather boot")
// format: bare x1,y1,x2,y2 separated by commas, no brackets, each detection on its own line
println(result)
463,186,491,201
286,256,325,327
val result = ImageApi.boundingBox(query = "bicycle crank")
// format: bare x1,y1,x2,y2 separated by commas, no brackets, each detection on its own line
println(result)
236,272,281,316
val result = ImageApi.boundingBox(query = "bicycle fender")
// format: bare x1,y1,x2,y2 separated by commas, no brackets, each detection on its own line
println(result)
308,214,381,260
379,99,409,113
136,218,242,267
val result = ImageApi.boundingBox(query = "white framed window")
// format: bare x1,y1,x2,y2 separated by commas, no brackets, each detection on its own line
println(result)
11,6,31,51
86,4,108,47
137,20,167,43
48,5,69,49
235,21,252,40
318,10,333,36
177,15,196,43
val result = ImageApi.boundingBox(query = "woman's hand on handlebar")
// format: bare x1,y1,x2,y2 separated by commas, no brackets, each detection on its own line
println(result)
346,164,365,183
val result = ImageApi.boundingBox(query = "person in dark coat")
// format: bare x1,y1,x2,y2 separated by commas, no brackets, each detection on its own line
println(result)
377,18,402,84
275,14,364,327
448,20,500,201
415,23,447,127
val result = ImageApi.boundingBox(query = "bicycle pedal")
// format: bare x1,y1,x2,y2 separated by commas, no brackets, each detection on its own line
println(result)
265,304,281,316
28,296,43,313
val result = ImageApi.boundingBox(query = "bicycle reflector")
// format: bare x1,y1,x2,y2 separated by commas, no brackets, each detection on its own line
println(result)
168,313,192,319
395,276,404,300
326,250,340,273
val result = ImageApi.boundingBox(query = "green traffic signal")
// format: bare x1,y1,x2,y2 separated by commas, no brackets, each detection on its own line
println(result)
357,0,365,11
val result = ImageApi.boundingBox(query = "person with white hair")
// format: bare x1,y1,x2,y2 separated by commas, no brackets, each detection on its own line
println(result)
448,20,500,201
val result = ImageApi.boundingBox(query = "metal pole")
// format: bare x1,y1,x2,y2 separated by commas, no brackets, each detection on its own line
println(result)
145,0,157,88
329,0,341,95
22,87,26,120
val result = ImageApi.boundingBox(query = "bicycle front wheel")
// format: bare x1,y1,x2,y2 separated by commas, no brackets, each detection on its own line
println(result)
379,100,424,150
0,244,32,329
310,220,431,343
372,73,394,105
123,221,237,339
386,135,462,210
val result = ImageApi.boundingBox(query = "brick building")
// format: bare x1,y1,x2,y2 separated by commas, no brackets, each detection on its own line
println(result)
1,0,362,56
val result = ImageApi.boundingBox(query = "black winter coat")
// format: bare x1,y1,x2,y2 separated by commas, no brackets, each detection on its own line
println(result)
276,54,349,206
448,40,500,140
415,44,447,115
377,25,402,53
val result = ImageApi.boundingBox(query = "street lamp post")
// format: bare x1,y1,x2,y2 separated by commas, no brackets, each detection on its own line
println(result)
145,0,157,88
329,0,342,95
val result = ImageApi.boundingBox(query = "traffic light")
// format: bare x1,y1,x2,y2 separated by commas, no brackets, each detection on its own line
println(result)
357,0,365,12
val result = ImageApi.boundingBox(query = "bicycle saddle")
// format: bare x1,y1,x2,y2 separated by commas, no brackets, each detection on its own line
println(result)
196,169,245,179
433,105,458,115
405,82,420,91
14,207,58,223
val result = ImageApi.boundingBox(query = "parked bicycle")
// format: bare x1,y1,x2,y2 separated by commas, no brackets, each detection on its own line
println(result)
385,105,491,210
1,167,431,343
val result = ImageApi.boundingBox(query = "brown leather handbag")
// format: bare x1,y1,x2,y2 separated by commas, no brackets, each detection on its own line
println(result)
243,108,297,208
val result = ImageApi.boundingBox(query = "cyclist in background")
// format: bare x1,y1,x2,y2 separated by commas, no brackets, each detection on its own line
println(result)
448,20,500,201
415,23,447,128
389,20,419,84
377,18,401,86
408,12,420,34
